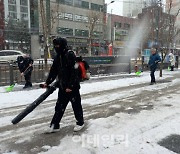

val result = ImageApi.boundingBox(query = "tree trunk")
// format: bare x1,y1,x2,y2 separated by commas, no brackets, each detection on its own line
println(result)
88,37,92,56
40,0,49,74
44,44,48,73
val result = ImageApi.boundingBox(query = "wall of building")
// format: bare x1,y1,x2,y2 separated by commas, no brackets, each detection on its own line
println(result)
106,13,138,55
4,0,30,28
2,0,31,53
37,0,105,57
122,0,145,17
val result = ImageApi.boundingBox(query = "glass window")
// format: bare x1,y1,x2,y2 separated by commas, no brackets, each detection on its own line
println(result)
9,51,21,55
21,13,28,20
57,0,73,5
8,0,16,4
93,31,102,37
91,3,102,11
20,6,28,13
82,1,89,9
9,12,17,19
0,52,5,56
124,23,130,29
4,51,15,56
91,3,98,11
74,0,81,7
75,29,89,37
20,0,28,6
8,5,17,12
114,22,121,28
58,0,65,3
14,52,21,55
57,27,73,36
66,0,73,5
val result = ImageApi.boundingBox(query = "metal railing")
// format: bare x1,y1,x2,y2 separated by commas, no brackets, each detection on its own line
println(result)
0,56,132,86
0,60,53,86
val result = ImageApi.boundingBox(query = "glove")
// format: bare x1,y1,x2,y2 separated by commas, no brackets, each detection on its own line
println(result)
39,83,48,88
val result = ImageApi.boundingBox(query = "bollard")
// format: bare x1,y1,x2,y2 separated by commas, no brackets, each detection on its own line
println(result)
129,58,131,74
176,56,179,68
9,63,14,85
141,56,144,72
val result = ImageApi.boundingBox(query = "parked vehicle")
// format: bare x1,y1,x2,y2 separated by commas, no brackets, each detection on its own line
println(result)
0,50,26,62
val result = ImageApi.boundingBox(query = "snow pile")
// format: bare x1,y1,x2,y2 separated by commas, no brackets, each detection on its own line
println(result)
39,93,180,154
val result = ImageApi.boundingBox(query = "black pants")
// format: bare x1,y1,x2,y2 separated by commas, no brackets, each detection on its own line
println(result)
51,89,84,128
150,68,156,83
170,65,174,71
24,71,32,87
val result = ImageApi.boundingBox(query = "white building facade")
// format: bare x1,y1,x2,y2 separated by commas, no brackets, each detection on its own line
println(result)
122,0,145,17
4,0,30,28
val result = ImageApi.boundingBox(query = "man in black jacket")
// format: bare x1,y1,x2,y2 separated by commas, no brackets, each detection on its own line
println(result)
17,55,33,89
42,37,84,133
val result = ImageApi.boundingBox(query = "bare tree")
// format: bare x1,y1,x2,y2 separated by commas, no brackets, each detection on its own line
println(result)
4,18,30,52
86,11,103,56
39,0,61,70
39,0,49,71
158,0,180,77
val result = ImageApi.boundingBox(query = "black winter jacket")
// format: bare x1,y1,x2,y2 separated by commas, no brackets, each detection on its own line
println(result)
46,51,80,91
17,56,33,73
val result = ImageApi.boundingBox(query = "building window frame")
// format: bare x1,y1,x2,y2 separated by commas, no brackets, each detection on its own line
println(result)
8,0,16,5
75,29,89,37
57,0,73,6
8,11,17,19
20,0,28,6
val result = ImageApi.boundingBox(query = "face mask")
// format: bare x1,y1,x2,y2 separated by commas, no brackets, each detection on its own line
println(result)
54,47,67,56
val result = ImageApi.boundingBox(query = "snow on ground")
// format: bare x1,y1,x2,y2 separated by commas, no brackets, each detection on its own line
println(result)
0,70,176,109
0,69,180,154
39,84,180,154
39,94,180,154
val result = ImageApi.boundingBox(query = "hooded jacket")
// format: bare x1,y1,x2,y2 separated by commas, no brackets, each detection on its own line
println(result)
17,55,33,73
45,38,80,91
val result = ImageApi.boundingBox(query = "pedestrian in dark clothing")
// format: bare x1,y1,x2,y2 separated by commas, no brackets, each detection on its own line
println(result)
148,48,161,85
41,37,84,133
17,55,33,89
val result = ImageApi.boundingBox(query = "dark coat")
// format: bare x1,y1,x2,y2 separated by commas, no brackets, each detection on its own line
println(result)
148,53,161,70
46,50,80,91
17,56,33,73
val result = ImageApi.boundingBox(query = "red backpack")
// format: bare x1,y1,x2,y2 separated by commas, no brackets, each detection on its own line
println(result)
76,57,90,82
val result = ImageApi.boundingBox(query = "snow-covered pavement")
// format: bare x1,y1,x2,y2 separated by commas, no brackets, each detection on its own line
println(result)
0,70,180,154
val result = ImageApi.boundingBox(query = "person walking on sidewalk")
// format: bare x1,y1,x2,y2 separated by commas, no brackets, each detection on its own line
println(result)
41,37,84,133
168,50,175,71
17,54,33,89
148,48,161,85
